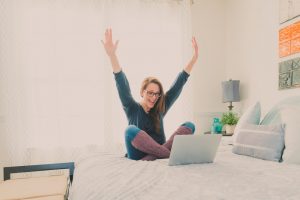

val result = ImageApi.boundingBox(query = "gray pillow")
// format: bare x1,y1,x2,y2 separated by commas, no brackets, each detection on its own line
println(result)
232,124,285,162
260,96,300,125
233,101,261,144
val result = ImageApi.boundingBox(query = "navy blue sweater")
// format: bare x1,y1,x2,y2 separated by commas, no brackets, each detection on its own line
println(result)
114,70,189,145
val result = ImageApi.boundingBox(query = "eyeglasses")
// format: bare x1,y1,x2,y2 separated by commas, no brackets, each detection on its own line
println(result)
144,90,161,98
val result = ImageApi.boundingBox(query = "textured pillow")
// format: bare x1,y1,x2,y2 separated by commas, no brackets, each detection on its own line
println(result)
232,124,285,162
281,107,300,164
260,106,282,125
233,102,261,142
260,96,300,125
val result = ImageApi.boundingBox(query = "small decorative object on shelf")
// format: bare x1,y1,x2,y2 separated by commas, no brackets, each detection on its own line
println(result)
211,118,223,134
221,111,239,136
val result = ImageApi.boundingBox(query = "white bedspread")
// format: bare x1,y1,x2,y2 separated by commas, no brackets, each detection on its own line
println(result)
69,142,300,200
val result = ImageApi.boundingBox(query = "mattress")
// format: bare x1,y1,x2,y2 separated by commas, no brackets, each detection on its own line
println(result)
69,139,300,200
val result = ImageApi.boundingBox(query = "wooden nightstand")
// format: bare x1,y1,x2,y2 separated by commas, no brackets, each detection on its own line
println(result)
204,131,233,136
204,131,233,146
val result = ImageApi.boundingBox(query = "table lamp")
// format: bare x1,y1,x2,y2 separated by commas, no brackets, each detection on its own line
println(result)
222,79,240,111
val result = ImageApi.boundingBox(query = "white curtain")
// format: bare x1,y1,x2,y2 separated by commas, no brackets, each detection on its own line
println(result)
0,0,193,167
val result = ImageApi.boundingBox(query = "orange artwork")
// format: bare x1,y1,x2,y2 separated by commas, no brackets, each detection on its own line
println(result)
279,21,300,57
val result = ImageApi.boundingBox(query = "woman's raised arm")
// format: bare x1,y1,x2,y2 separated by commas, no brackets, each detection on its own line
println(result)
101,28,121,73
184,37,198,74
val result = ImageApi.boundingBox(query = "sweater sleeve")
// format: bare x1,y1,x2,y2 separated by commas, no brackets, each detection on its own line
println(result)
114,70,136,112
164,70,190,116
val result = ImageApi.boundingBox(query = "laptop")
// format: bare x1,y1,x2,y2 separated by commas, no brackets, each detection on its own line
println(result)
168,134,222,166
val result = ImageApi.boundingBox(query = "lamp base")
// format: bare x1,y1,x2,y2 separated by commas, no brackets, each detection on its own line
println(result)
228,102,233,111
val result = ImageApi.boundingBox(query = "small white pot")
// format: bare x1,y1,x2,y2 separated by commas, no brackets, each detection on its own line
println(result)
225,125,236,135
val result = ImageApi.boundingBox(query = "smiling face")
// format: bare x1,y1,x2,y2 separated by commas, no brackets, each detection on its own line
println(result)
141,83,161,112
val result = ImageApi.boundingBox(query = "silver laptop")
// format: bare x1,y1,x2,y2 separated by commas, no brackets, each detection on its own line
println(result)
168,134,222,166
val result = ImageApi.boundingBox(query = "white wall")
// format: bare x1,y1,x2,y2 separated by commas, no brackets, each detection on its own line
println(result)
192,0,300,121
225,0,300,116
191,0,227,132
0,1,194,181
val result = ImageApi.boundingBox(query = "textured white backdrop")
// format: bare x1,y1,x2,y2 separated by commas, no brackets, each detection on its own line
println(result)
0,0,193,174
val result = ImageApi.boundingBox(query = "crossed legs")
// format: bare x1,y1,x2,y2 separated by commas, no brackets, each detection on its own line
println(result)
124,122,195,161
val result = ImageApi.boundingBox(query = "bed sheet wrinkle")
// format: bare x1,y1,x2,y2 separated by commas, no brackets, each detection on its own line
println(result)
98,158,145,199
109,161,166,200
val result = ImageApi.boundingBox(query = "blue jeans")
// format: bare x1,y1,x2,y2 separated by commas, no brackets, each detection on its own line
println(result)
124,122,195,160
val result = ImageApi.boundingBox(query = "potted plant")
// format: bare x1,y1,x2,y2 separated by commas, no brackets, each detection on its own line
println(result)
221,112,239,135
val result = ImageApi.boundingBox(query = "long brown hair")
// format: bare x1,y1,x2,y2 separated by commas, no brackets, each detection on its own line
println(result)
140,77,165,133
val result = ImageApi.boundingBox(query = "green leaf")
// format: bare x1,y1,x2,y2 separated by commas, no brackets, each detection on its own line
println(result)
221,111,239,125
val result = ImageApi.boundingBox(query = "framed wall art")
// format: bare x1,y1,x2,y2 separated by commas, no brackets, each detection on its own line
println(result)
279,0,300,90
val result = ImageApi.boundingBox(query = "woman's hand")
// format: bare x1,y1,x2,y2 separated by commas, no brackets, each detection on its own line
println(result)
101,28,121,73
101,28,119,57
184,37,198,74
191,37,198,65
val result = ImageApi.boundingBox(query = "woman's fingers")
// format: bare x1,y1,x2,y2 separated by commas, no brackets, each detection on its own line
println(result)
102,28,118,56
109,28,112,41
105,28,112,43
192,37,198,48
105,29,109,41
104,28,112,43
192,37,198,54
191,37,198,62
193,37,198,54
115,40,119,49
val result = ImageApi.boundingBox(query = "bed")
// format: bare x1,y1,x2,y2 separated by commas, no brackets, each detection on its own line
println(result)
68,138,300,200
69,96,300,200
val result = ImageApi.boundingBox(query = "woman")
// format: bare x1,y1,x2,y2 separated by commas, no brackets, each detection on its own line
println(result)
101,28,198,161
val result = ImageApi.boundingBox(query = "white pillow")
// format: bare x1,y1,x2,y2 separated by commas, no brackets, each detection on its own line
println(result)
233,102,261,142
281,107,300,164
232,124,285,162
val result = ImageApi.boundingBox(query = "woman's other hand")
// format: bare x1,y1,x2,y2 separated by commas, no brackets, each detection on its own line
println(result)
184,37,199,74
101,28,121,73
191,37,198,65
101,28,119,57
